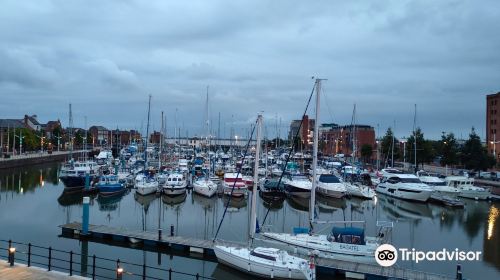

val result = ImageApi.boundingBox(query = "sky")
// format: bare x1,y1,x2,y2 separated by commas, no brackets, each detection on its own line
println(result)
0,0,499,140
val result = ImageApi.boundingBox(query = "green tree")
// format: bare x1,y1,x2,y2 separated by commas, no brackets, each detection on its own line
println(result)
406,128,435,170
360,144,373,164
440,133,459,167
460,128,495,171
381,128,399,166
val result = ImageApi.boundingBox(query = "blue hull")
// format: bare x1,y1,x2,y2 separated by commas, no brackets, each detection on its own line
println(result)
60,175,96,189
98,184,124,195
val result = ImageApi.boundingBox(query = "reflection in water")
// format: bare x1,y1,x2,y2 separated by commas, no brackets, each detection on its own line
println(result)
0,163,499,279
222,195,247,210
97,189,128,211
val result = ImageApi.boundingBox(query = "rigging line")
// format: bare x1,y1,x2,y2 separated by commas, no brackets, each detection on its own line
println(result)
321,82,336,125
261,81,317,227
213,119,257,242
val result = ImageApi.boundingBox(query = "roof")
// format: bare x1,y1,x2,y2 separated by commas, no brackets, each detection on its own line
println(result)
0,119,25,129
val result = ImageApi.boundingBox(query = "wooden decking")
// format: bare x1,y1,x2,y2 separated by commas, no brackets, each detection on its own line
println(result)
0,260,88,280
60,222,456,280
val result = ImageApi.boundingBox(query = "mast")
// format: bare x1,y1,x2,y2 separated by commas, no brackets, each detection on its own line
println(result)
144,95,152,172
249,113,262,242
159,111,164,170
310,78,323,227
351,104,357,162
391,120,395,168
413,104,417,172
69,104,73,160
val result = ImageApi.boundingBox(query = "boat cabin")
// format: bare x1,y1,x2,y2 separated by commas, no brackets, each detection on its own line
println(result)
330,227,365,245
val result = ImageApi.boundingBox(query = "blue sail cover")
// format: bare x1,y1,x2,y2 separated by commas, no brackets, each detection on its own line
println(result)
331,227,365,245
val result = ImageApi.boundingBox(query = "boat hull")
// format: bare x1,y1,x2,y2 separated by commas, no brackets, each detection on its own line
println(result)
376,185,432,202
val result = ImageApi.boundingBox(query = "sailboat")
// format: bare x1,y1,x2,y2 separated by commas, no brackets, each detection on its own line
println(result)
214,114,315,280
193,87,218,198
262,79,388,264
136,95,159,196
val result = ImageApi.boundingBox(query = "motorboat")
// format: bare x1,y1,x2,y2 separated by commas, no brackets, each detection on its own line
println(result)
444,176,490,200
97,175,124,195
59,160,99,190
284,174,312,198
162,172,187,196
315,174,346,199
376,173,433,202
223,172,247,197
416,170,460,200
259,178,286,197
343,181,375,199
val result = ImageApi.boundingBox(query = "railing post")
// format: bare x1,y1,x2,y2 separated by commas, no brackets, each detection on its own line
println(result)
169,268,172,280
69,251,73,276
142,262,146,280
28,243,31,267
170,224,174,236
92,255,96,280
48,247,52,271
196,273,200,280
456,264,462,280
116,259,123,280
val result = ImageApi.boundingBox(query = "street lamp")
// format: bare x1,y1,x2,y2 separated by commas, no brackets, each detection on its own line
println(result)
14,132,25,155
54,134,62,152
34,134,45,153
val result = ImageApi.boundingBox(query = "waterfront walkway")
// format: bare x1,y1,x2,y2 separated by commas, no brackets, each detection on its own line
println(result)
0,150,89,169
0,261,88,280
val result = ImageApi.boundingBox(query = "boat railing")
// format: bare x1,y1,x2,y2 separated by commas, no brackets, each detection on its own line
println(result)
0,239,215,280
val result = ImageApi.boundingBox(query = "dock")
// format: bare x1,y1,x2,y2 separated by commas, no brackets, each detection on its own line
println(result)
0,260,88,280
60,223,456,280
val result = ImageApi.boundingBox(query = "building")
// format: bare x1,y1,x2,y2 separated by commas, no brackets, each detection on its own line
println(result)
149,131,163,144
89,126,109,147
288,115,315,149
42,120,62,139
320,124,376,159
23,115,41,131
487,92,500,160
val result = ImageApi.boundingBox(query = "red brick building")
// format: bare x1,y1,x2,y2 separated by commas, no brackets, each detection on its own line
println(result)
321,125,376,159
487,92,500,159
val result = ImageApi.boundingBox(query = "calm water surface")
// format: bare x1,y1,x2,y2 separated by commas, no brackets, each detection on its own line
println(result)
0,163,499,279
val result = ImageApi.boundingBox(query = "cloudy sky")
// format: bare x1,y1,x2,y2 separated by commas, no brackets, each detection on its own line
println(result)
1,0,499,140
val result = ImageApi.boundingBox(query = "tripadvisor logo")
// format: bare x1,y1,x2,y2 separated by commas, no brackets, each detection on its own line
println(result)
375,244,482,267
375,244,398,267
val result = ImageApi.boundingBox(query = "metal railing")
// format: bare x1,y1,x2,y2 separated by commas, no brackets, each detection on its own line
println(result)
0,239,215,280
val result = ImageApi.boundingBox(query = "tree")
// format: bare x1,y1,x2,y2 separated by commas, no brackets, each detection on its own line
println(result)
440,132,459,167
381,128,400,166
406,127,435,170
360,144,373,164
460,128,495,171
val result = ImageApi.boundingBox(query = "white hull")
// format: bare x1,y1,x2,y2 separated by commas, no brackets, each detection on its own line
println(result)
193,181,217,197
344,184,375,199
262,233,377,264
459,189,490,200
376,185,432,202
136,185,157,195
214,246,313,280
162,186,186,196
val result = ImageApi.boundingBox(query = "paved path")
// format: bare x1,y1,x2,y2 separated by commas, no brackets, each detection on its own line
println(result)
0,261,88,280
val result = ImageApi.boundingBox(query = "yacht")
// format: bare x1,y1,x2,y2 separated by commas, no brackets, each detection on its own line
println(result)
262,226,383,264
376,173,433,202
136,175,159,196
416,171,460,200
223,172,247,197
193,177,218,197
315,174,346,199
444,176,490,200
97,175,124,195
284,174,312,198
162,172,187,196
214,246,314,280
343,181,376,199
59,160,100,190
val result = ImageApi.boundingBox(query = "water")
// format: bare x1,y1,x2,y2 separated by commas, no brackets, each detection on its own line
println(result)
0,163,499,279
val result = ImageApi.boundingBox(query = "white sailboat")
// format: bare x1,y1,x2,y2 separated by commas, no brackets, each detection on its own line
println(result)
214,114,315,280
193,87,218,198
262,79,388,264
136,95,159,196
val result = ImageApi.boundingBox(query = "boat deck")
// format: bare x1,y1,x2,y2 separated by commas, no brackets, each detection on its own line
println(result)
0,260,88,280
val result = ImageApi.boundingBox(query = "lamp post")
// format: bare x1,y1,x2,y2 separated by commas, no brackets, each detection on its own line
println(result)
490,134,500,159
34,133,45,154
14,132,25,155
55,134,62,152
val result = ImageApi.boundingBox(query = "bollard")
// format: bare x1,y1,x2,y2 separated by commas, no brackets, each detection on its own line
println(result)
158,228,162,241
8,247,15,266
82,196,90,235
456,264,462,280
170,224,174,237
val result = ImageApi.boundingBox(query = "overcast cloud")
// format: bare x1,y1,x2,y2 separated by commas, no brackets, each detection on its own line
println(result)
0,0,499,140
